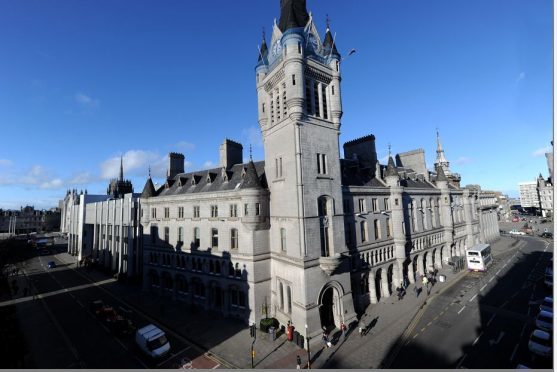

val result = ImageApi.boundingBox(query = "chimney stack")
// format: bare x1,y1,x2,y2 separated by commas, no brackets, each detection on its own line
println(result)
167,152,185,180
220,139,244,170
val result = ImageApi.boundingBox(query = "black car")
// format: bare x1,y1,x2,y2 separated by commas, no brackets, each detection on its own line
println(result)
541,232,553,239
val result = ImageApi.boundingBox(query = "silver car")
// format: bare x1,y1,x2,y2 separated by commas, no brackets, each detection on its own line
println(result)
528,329,552,358
540,297,553,313
535,310,553,332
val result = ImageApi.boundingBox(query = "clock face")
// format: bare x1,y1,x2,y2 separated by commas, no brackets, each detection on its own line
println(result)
272,41,282,57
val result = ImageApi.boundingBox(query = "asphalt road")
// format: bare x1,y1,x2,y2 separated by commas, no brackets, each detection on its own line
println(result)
10,243,220,369
391,235,553,369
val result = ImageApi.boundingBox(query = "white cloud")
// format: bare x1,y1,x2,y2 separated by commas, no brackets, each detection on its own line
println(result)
203,161,216,169
532,146,552,157
75,92,100,108
100,150,166,180
454,156,473,165
0,164,65,191
378,155,389,164
516,72,526,82
40,178,64,189
68,172,95,185
241,127,263,148
0,159,12,167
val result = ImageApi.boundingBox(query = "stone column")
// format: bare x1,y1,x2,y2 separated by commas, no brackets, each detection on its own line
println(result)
435,248,442,269
369,272,378,304
381,269,390,299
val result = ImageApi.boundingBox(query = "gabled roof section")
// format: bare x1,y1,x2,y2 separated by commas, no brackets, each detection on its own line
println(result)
145,161,267,197
140,177,156,198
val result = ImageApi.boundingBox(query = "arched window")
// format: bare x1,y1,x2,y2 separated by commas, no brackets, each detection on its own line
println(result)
279,282,284,310
318,196,332,256
287,286,292,314
360,221,367,242
374,219,381,240
421,199,427,230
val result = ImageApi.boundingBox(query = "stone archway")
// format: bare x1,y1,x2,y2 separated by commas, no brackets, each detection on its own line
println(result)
422,252,428,275
374,269,383,301
387,264,394,295
318,283,343,331
412,255,419,282
432,248,437,269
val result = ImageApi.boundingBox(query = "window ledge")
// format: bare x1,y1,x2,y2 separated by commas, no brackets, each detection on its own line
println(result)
316,176,333,180
273,178,286,183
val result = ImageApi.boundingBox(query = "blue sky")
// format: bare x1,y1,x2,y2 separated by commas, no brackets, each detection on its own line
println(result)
0,0,552,209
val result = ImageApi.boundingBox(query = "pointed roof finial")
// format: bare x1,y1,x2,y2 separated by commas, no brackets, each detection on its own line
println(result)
388,143,392,158
262,27,266,41
249,144,253,161
326,14,330,30
148,165,151,178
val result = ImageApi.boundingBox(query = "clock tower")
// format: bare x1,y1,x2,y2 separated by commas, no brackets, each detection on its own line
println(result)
256,0,356,338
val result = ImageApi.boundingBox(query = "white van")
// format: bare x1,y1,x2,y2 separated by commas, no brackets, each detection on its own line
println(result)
135,324,171,358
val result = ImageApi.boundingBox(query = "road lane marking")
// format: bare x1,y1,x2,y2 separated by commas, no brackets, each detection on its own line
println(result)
413,334,418,339
427,322,432,326
76,299,84,308
212,364,220,369
420,327,425,332
469,294,477,302
520,324,527,338
488,277,494,283
456,354,467,369
472,332,483,345
486,314,496,327
510,344,519,362
458,306,466,315
480,284,487,291
114,337,129,352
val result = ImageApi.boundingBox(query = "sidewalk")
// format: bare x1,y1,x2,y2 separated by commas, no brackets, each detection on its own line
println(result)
55,237,512,369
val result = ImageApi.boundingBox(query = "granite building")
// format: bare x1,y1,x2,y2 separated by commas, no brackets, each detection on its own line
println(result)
63,0,501,343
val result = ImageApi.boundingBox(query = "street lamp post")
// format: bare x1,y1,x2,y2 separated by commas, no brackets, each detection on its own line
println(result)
305,324,311,369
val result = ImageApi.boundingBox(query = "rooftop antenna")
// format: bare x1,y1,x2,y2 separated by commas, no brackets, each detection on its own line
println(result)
148,165,151,178
326,14,330,30
388,143,392,158
249,144,253,161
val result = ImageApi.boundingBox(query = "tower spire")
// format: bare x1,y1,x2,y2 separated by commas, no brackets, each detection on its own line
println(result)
434,129,450,176
119,156,124,182
278,0,310,32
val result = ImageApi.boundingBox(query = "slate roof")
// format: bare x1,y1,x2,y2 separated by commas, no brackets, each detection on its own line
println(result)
152,161,267,197
140,177,156,198
278,0,310,32
341,159,436,189
323,29,339,56
385,156,398,177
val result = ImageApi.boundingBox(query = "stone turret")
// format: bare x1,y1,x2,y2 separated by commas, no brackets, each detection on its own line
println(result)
167,153,185,180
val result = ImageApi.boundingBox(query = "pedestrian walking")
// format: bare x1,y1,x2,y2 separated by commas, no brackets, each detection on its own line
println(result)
422,275,428,289
413,285,419,298
322,331,329,348
296,355,302,369
341,322,347,339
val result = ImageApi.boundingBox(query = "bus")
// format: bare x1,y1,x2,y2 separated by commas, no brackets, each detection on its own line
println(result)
466,244,493,272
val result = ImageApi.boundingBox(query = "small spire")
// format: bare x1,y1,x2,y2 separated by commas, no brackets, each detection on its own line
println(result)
249,144,253,161
326,14,330,30
388,143,392,158
148,165,151,178
119,155,124,182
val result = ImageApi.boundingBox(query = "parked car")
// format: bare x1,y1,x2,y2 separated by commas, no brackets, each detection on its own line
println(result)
535,310,553,332
540,219,548,223
528,329,552,358
541,232,553,239
540,297,553,313
47,261,56,269
512,217,520,222
509,230,526,236
135,324,171,358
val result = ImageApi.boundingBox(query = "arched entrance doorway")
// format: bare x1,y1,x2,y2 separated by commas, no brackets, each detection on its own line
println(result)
375,269,383,301
386,265,394,295
412,256,419,282
318,283,343,331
